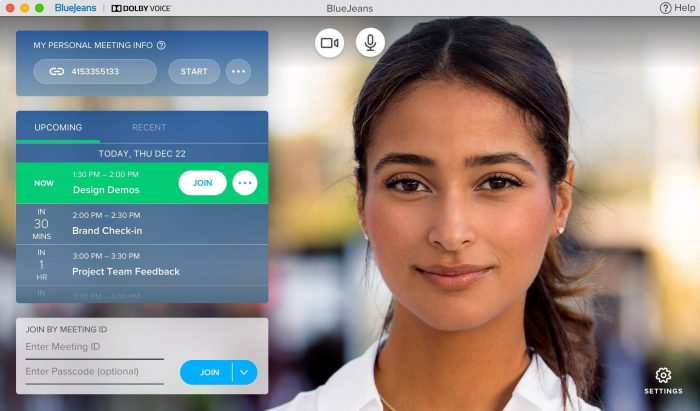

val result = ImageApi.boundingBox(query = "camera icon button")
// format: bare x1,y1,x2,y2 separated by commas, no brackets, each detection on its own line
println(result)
315,28,344,58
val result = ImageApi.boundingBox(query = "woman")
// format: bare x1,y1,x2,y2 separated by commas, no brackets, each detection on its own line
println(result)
271,17,600,411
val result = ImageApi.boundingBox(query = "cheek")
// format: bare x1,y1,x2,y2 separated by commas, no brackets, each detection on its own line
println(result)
493,197,552,243
363,194,423,268
484,192,554,282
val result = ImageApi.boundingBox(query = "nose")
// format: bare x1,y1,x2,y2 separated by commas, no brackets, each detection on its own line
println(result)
427,191,476,251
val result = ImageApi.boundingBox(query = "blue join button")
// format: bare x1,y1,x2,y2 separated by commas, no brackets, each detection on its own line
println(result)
180,360,257,385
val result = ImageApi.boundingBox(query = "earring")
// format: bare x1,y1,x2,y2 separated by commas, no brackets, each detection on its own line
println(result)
557,226,565,235
362,231,369,241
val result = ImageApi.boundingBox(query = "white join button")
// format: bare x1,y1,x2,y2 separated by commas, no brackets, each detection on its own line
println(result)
179,171,227,196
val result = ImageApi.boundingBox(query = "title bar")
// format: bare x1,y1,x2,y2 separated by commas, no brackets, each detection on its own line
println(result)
0,0,697,17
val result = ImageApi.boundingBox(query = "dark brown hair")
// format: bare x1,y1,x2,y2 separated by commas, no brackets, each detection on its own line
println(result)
353,17,597,404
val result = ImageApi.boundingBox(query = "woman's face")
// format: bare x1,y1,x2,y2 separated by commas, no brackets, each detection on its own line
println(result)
359,80,574,331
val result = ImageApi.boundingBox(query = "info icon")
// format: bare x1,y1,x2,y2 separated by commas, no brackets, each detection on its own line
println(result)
315,28,344,58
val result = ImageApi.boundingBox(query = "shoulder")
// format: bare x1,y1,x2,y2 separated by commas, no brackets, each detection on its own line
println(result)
267,388,321,411
506,353,601,411
266,341,383,411
268,346,602,411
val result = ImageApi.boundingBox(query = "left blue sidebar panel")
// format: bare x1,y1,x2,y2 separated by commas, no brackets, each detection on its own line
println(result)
16,110,269,303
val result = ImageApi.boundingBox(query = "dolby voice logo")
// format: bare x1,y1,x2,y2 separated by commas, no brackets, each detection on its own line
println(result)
111,4,172,13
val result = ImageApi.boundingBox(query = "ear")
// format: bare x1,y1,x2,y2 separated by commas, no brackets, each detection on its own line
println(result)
355,172,369,239
552,160,575,237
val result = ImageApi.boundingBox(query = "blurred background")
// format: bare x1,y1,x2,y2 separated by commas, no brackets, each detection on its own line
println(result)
1,16,699,411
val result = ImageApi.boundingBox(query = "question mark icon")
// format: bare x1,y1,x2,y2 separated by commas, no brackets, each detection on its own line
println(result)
660,2,672,14
157,41,166,50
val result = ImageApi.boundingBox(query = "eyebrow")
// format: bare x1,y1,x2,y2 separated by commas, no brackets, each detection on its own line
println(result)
465,152,537,174
373,153,436,173
373,151,537,175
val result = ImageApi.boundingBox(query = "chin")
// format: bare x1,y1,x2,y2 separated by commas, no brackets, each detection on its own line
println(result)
406,300,499,332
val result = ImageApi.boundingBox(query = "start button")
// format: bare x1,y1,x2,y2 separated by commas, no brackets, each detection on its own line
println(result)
168,59,220,84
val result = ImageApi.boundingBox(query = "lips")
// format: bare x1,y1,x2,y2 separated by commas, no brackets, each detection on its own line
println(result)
415,264,491,291
417,264,492,276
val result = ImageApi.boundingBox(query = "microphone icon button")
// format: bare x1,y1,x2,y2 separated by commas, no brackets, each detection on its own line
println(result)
356,28,385,57
364,34,376,51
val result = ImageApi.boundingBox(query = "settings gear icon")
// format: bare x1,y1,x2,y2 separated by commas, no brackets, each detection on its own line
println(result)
655,367,672,383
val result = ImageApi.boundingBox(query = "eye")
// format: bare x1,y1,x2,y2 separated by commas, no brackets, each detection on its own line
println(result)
477,174,522,191
385,175,430,193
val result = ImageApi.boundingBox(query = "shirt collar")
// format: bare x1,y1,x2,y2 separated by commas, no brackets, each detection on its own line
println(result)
507,353,583,411
316,341,585,411
316,339,383,411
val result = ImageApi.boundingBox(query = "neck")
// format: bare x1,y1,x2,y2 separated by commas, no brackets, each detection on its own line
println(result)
375,298,531,411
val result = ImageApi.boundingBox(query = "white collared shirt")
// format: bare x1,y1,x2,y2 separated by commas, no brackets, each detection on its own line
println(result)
268,340,601,411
